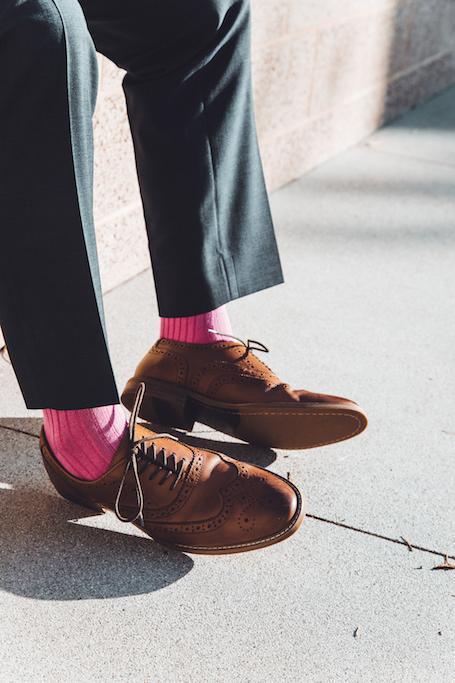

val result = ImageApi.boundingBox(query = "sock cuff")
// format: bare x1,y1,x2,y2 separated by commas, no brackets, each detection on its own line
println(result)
160,305,233,344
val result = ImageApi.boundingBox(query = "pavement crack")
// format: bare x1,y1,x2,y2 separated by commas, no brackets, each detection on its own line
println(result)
0,424,39,440
307,513,454,560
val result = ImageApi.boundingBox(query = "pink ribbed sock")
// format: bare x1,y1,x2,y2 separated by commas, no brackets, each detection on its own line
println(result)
43,405,128,480
160,304,233,343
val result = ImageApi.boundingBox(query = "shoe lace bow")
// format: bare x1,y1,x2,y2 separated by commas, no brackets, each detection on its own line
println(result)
207,330,269,356
114,382,186,526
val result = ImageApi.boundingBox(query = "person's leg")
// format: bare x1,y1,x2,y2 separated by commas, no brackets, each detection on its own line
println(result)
159,305,233,344
79,0,284,322
0,0,127,478
0,1,305,552
88,0,366,448
42,405,126,479
78,0,281,352
0,0,117,409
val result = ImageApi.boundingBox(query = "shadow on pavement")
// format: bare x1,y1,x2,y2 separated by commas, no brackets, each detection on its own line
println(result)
0,424,193,601
0,416,276,604
142,421,277,468
0,487,193,601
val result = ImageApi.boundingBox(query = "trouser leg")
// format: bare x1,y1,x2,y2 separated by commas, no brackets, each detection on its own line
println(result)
80,0,284,317
0,0,118,409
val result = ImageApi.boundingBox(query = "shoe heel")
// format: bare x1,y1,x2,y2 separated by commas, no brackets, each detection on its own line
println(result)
41,452,103,513
122,379,196,431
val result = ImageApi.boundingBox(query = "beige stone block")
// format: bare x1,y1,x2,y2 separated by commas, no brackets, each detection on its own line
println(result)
386,0,416,76
309,10,394,116
387,0,455,76
261,84,386,190
253,34,316,139
98,56,125,95
264,50,455,192
96,209,149,294
288,0,397,31
253,40,294,138
250,0,289,48
404,0,450,65
93,92,142,225
441,0,455,51
383,50,455,122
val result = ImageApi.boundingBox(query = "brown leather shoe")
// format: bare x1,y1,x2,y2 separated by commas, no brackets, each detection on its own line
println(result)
121,335,368,449
40,384,304,554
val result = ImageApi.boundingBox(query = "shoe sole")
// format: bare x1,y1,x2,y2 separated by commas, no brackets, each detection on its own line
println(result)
121,377,368,449
39,429,305,555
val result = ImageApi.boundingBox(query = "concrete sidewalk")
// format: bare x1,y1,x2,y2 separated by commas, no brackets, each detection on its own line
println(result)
1,86,454,682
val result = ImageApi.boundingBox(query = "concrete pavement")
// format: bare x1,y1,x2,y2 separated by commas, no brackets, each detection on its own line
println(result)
1,86,454,682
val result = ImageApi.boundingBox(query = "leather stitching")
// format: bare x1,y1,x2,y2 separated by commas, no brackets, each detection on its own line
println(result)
169,488,303,551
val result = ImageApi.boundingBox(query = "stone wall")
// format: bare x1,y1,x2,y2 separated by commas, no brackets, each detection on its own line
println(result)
1,0,455,363
252,0,455,185
92,0,455,294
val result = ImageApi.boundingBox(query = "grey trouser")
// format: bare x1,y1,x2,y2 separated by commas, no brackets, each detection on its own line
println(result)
0,0,283,409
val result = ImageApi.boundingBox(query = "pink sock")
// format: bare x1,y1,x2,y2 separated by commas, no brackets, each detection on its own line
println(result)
43,405,128,481
160,305,233,344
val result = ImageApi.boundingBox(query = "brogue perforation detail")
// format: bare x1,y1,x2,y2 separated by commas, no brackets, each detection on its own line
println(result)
148,347,187,385
159,339,233,351
189,359,235,390
149,473,245,536
205,368,280,398
144,453,203,519
239,464,249,480
238,510,256,532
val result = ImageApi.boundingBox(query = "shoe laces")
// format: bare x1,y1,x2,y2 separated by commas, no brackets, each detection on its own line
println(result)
207,329,281,381
207,330,269,356
114,382,187,526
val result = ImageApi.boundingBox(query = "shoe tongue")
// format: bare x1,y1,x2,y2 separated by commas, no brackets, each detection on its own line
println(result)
134,423,181,450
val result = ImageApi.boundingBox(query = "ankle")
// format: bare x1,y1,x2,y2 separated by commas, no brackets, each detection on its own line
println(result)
43,405,127,481
160,305,232,344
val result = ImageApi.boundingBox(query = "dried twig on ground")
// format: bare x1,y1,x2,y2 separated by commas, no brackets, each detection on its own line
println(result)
400,536,413,552
432,554,455,571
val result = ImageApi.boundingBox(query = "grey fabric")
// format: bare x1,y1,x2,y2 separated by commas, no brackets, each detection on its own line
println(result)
81,0,284,316
0,0,118,409
0,0,284,409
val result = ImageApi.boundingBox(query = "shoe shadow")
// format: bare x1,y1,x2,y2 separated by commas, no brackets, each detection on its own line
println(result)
0,424,193,601
141,421,277,468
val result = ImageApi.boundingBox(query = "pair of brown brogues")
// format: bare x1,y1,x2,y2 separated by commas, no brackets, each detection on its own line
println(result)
41,335,367,555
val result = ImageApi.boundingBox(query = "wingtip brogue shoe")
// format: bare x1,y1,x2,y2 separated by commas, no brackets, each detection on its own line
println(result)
41,384,304,554
121,335,368,449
